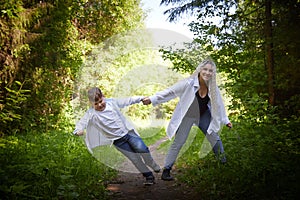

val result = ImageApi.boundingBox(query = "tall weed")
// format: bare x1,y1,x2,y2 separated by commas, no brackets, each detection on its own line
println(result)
0,131,116,199
176,118,299,200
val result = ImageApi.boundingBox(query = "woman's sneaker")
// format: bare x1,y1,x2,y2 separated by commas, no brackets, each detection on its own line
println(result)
161,168,174,181
144,175,155,185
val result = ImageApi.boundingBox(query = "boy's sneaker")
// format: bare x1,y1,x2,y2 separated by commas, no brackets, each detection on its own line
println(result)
161,168,174,181
144,175,155,186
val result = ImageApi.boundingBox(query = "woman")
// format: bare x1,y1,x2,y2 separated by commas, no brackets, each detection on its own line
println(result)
142,59,232,181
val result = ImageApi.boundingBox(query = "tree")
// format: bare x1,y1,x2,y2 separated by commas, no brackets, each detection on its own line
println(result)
0,0,144,135
264,0,274,106
160,0,300,117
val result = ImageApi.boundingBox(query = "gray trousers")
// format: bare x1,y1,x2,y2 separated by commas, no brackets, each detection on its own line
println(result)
164,110,225,170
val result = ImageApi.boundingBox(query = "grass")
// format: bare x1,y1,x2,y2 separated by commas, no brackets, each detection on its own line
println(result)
175,119,300,200
0,122,171,199
0,131,116,200
0,117,298,199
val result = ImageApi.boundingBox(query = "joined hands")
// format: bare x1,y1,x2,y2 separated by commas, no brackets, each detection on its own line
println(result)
141,97,151,105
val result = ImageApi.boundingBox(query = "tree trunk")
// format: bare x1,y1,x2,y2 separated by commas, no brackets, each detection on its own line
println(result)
265,0,275,105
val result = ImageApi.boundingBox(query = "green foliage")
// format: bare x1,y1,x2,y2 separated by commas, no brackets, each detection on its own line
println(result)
0,125,166,199
73,0,144,42
138,126,166,145
175,117,300,200
71,29,184,123
0,0,23,18
0,130,116,199
159,41,209,73
0,0,144,135
0,81,30,135
160,0,300,118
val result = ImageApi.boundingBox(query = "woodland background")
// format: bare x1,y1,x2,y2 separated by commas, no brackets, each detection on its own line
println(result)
0,0,299,199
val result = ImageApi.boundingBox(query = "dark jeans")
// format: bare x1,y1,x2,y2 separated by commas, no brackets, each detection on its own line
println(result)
113,130,155,177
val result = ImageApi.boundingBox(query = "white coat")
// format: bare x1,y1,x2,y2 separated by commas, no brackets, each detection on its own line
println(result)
73,97,143,152
149,76,230,139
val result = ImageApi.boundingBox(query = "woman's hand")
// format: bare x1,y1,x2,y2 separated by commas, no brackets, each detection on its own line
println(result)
226,122,232,129
75,130,84,136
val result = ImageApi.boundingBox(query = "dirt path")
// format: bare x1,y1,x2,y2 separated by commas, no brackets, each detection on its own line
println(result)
106,137,200,200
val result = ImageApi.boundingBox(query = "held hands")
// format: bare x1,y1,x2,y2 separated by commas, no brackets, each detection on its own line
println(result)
75,130,84,136
141,97,151,105
141,96,232,128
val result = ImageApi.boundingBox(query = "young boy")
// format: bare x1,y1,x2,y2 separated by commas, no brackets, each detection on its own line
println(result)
73,87,160,185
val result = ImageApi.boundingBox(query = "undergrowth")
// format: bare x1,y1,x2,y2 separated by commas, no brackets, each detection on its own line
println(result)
1,118,298,199
176,117,299,200
0,131,116,199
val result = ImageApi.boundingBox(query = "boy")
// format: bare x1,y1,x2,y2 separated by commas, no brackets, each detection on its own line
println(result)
73,87,160,185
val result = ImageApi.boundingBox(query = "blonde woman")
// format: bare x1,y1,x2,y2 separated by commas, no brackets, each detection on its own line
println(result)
142,59,232,181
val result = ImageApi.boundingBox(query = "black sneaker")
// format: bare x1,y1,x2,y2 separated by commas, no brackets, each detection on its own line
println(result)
144,175,155,186
161,168,174,181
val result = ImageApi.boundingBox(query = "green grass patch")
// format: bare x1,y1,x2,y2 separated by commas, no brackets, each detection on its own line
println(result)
0,131,116,200
138,126,166,145
1,117,298,200
175,118,300,200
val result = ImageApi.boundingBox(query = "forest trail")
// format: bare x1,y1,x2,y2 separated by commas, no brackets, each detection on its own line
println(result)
106,137,200,200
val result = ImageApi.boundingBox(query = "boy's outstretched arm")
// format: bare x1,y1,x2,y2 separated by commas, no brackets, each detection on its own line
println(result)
115,96,144,108
73,109,92,136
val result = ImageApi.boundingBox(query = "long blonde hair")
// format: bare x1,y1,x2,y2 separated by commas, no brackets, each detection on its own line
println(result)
191,59,218,120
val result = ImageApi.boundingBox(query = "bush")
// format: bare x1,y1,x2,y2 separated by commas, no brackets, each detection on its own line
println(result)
0,130,116,199
176,117,299,200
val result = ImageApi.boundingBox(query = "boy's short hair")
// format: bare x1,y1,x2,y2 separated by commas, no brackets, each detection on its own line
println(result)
88,87,103,103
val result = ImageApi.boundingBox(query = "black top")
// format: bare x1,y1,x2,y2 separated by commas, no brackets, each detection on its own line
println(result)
195,92,209,115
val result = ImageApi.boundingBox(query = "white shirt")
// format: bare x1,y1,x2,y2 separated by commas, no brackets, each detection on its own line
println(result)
149,76,230,139
73,97,143,152
94,103,128,139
